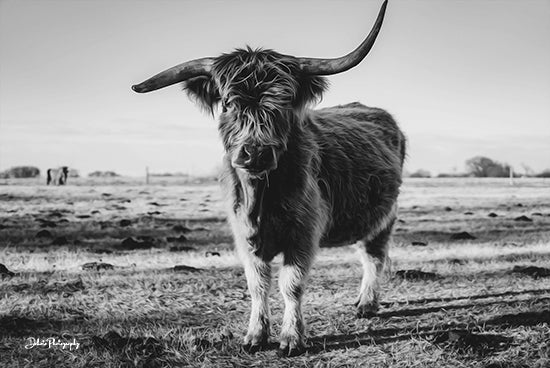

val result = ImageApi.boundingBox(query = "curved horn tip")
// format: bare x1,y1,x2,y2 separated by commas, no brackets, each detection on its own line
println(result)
132,84,148,93
297,0,389,76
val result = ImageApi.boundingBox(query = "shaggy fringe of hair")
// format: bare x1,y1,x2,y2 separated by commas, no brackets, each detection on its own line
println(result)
217,48,328,146
184,47,329,147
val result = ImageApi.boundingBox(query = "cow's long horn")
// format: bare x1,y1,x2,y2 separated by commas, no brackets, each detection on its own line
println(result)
297,0,388,76
132,57,215,93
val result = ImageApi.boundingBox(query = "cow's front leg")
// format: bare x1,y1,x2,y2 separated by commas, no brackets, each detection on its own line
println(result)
278,251,314,357
240,251,272,352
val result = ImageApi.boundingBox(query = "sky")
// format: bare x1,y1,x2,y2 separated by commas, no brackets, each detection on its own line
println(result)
1,0,549,177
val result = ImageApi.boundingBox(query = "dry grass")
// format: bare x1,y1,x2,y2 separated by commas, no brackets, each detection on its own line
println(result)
1,178,549,367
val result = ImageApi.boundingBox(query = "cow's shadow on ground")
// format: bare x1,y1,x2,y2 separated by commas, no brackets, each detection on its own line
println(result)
304,287,550,354
2,287,549,357
306,309,549,354
381,287,550,306
375,296,550,319
226,306,548,355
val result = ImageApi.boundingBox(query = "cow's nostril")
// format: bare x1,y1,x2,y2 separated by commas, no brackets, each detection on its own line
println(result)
235,145,276,172
243,146,252,159
258,148,274,166
242,145,254,164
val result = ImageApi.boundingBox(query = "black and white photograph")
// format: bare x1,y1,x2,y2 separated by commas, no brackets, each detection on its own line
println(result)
1,0,549,367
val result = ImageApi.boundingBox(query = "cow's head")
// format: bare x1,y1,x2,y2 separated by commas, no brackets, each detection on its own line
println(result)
188,50,331,179
132,1,387,180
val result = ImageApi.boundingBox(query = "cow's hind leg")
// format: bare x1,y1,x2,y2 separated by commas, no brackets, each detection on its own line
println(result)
355,222,393,318
238,249,272,352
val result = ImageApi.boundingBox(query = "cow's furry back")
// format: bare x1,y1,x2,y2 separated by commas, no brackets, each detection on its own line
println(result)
308,102,406,246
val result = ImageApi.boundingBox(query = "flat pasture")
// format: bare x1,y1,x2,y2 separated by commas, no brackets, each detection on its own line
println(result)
0,178,549,367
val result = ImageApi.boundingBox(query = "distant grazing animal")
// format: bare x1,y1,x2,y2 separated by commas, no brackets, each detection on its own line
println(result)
47,167,69,185
133,0,405,356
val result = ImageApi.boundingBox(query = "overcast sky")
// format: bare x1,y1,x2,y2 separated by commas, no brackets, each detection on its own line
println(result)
1,0,549,176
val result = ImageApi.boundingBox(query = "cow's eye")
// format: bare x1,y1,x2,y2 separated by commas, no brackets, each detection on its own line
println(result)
221,99,230,113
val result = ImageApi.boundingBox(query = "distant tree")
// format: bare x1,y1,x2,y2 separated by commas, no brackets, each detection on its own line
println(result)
437,172,470,178
150,172,188,177
89,171,120,177
535,169,550,178
465,156,511,178
68,169,80,178
0,166,40,178
409,169,431,178
520,163,535,177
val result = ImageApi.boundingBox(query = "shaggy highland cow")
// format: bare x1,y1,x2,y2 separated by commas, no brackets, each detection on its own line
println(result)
133,0,405,356
46,167,69,185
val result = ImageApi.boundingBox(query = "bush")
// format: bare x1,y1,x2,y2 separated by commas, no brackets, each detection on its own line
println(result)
437,172,471,178
150,172,188,177
465,156,511,177
0,166,40,178
409,169,431,178
68,169,80,178
535,169,550,178
88,171,120,178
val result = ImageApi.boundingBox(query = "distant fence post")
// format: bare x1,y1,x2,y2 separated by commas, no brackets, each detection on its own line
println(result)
146,166,150,185
509,165,514,186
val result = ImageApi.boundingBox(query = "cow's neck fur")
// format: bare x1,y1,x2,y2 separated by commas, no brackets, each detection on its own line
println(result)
236,171,267,239
223,112,320,257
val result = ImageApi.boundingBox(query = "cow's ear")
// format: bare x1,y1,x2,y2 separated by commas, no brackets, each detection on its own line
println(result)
184,76,221,114
294,75,328,110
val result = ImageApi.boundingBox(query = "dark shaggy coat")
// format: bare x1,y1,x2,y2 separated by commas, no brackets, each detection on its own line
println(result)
220,101,405,261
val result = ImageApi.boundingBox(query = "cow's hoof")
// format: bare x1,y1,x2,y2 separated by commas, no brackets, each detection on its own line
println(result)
241,342,266,353
243,329,268,353
277,345,306,357
356,302,379,319
278,335,306,357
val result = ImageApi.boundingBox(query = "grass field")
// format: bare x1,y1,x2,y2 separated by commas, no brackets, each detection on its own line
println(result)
1,178,549,367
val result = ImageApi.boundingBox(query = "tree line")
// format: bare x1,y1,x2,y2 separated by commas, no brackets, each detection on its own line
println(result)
2,158,550,179
409,156,550,178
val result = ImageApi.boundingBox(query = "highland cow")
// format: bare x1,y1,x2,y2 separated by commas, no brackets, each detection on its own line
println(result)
46,167,69,185
133,0,405,356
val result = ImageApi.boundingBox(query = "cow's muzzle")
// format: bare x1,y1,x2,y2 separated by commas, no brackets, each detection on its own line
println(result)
232,145,277,178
